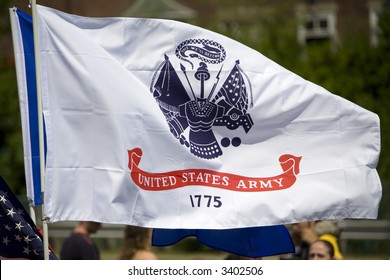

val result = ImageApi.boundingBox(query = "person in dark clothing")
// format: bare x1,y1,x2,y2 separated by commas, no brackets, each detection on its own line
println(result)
60,221,102,260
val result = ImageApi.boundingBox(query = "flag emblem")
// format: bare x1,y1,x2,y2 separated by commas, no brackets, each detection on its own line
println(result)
150,39,253,160
127,39,302,193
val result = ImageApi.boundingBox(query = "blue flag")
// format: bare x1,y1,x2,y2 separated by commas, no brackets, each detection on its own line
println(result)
11,8,43,206
152,226,294,258
0,175,57,259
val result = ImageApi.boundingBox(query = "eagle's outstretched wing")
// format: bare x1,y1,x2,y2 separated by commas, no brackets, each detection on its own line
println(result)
150,55,191,138
211,60,253,133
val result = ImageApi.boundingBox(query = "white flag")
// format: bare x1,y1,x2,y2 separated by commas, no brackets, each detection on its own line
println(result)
36,5,381,228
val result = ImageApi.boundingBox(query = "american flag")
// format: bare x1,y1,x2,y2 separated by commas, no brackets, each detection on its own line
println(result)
0,176,57,260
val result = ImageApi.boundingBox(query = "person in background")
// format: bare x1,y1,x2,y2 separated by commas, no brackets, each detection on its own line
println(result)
281,220,343,260
118,225,158,260
280,222,314,259
315,220,343,260
60,221,102,260
308,239,336,260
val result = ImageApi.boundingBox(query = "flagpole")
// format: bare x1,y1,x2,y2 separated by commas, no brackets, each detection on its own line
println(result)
30,0,49,260
29,201,37,222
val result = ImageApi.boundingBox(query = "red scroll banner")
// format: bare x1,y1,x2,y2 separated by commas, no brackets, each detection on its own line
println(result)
128,148,301,192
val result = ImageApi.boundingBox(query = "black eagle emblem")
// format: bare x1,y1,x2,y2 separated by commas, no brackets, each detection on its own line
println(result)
150,49,253,160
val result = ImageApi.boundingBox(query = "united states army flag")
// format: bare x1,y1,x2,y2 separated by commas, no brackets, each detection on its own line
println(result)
30,5,381,228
